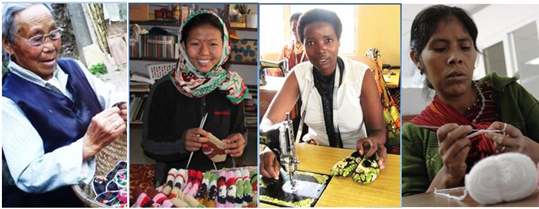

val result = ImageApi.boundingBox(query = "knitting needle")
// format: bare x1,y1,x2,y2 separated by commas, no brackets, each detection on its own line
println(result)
187,113,209,169
416,125,502,132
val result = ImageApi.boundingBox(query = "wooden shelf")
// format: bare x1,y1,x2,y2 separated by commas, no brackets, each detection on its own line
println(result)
129,21,258,32
130,57,256,66
130,89,150,93
131,57,176,62
227,60,257,65
130,121,143,129
130,20,180,27
229,27,257,32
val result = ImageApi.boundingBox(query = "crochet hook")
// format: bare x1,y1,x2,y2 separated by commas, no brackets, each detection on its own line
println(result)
416,125,503,138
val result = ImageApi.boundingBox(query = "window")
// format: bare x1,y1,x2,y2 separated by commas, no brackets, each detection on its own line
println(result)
483,42,507,77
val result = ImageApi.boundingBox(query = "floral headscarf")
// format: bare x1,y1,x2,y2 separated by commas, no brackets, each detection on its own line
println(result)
169,10,248,104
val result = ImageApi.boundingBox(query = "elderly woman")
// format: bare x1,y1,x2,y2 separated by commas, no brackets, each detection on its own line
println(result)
278,12,309,70
402,4,539,196
141,10,249,185
259,8,387,179
2,3,127,206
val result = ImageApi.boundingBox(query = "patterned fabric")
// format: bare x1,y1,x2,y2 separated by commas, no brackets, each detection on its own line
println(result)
311,57,345,148
279,40,308,70
92,161,127,207
411,81,497,169
169,10,248,104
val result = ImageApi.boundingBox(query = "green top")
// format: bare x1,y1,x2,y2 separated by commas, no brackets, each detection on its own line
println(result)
402,73,539,196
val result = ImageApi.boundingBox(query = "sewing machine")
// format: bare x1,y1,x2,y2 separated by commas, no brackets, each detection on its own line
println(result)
259,59,289,86
278,112,299,192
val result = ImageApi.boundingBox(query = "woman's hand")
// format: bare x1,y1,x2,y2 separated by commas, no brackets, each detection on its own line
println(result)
427,123,472,191
118,102,128,122
356,138,387,169
224,133,246,157
260,147,280,180
83,107,126,160
486,122,539,163
183,128,209,152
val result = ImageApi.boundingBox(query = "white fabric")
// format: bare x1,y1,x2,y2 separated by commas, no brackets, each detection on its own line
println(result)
2,59,122,193
294,56,369,149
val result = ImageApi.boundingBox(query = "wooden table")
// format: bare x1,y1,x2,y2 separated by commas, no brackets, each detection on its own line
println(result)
261,143,401,207
402,189,539,207
383,68,400,88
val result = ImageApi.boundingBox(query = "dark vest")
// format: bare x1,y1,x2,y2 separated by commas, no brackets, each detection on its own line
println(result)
2,58,103,206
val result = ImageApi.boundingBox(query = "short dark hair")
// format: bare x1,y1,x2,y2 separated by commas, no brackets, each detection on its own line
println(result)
297,8,342,43
290,12,302,23
181,13,224,44
410,4,479,89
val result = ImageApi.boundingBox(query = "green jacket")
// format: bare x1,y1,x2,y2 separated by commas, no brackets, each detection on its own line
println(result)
402,73,539,196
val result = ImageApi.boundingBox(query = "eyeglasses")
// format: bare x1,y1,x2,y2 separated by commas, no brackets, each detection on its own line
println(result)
10,28,64,46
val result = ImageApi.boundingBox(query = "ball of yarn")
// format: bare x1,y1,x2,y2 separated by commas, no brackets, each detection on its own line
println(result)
465,153,538,205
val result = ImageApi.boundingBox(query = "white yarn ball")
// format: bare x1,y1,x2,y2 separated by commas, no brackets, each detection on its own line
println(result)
465,153,538,205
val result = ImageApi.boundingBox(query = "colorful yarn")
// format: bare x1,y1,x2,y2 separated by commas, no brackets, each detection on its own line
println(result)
225,170,236,207
216,170,227,207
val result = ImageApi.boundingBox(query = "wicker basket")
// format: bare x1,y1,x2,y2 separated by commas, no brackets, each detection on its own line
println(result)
146,62,177,81
72,133,127,207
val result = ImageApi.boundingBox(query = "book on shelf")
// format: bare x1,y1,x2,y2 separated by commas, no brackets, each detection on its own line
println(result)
130,72,154,85
130,82,151,92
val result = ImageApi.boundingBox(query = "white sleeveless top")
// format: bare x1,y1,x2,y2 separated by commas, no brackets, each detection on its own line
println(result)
294,56,369,149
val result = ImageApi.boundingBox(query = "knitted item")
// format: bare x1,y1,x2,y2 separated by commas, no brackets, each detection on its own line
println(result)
170,198,189,208
162,168,178,196
225,170,236,208
242,169,253,204
185,170,203,197
133,191,154,207
250,170,258,193
170,169,187,199
216,170,227,207
196,171,211,203
184,194,203,207
204,173,218,207
146,188,167,204
234,170,244,207
160,200,174,208
202,133,227,162
183,169,196,195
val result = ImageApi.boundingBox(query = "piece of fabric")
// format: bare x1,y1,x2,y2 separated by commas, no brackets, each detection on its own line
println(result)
411,88,496,168
294,56,369,149
402,73,539,196
169,10,248,104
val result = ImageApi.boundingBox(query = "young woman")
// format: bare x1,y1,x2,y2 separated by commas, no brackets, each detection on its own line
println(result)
141,10,249,185
260,8,387,179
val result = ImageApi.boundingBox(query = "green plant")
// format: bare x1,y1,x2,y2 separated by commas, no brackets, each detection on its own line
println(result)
89,63,107,75
234,4,251,15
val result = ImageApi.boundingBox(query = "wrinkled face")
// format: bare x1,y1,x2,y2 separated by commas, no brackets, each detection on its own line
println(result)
291,20,299,43
183,24,223,73
303,22,340,74
3,4,61,80
416,18,477,98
